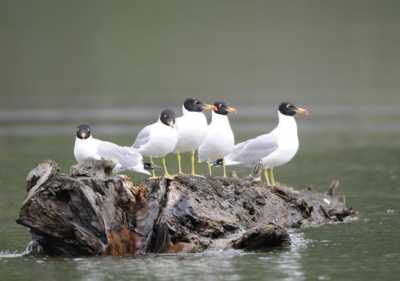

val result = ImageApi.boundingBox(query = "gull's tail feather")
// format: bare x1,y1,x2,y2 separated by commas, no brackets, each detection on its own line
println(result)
223,155,240,166
144,162,153,170
212,159,224,167
131,165,151,175
224,160,240,166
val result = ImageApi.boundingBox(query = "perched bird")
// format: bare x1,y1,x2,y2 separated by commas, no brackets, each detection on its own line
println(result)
174,98,214,175
198,101,236,177
132,109,178,178
224,102,309,185
74,124,150,175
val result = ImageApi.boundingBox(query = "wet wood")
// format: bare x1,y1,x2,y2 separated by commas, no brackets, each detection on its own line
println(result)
17,160,356,257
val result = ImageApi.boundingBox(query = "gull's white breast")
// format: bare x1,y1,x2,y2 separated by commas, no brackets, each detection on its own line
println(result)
198,113,234,162
74,137,101,163
138,123,178,157
175,112,208,152
261,116,299,168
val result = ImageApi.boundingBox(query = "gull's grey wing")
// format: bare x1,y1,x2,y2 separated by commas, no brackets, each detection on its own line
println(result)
132,126,151,149
97,141,143,170
226,133,278,166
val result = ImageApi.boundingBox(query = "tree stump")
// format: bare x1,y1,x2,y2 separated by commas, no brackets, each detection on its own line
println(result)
17,160,355,256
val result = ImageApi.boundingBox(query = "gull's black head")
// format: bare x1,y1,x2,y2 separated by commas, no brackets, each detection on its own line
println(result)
160,109,176,127
76,124,91,139
213,101,237,115
184,98,204,112
183,98,215,112
278,102,309,117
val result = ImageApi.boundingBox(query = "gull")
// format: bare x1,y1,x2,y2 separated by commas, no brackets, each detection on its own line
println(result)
132,109,178,178
198,101,236,177
74,124,150,175
224,102,309,185
174,98,214,175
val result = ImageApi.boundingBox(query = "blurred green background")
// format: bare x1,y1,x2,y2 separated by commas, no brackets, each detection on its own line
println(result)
1,1,400,280
1,0,399,108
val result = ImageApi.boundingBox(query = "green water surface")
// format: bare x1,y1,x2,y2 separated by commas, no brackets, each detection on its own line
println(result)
1,131,399,281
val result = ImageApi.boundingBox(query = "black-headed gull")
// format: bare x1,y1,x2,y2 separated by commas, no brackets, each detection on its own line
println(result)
224,102,309,185
198,101,237,177
74,124,150,175
132,109,178,178
174,98,214,175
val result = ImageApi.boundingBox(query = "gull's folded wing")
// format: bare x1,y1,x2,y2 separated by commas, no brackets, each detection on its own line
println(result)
226,133,278,166
132,126,151,149
97,141,143,170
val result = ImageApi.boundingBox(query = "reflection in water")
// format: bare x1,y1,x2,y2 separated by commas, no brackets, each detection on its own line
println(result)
0,227,310,281
258,231,309,281
74,250,249,281
0,251,25,259
70,232,310,281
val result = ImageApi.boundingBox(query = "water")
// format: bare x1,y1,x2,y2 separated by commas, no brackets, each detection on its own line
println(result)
1,0,400,280
1,112,400,281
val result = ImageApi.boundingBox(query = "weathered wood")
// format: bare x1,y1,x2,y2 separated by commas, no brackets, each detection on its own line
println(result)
231,224,290,250
17,160,355,257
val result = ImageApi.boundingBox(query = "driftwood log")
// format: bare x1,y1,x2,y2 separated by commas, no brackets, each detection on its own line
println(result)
17,160,355,257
